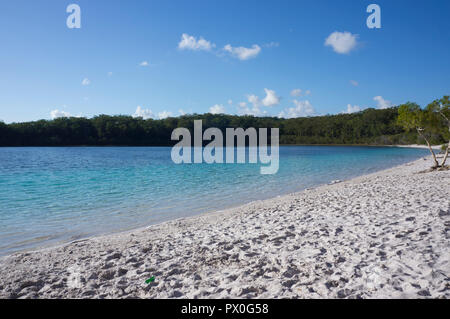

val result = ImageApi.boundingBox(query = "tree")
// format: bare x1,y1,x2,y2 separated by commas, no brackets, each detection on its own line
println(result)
397,102,440,168
426,96,450,167
0,103,446,147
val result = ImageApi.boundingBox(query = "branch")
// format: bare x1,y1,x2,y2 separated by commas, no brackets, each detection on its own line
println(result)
439,110,449,124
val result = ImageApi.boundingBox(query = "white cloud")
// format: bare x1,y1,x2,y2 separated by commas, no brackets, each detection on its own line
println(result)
178,33,214,51
342,104,361,114
158,111,173,119
209,104,225,114
50,109,73,119
247,94,260,108
261,88,280,107
325,31,358,54
133,106,154,120
237,103,266,117
237,88,279,115
81,78,90,86
278,100,315,119
244,94,260,108
140,61,149,67
107,72,113,76
291,89,302,97
350,80,358,86
374,96,393,109
227,99,233,105
290,89,311,97
237,98,268,116
178,34,263,61
178,109,186,116
224,44,261,60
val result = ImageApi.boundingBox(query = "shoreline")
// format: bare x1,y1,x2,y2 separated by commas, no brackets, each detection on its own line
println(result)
0,144,433,258
391,144,443,150
0,154,449,298
0,143,443,148
0,145,432,258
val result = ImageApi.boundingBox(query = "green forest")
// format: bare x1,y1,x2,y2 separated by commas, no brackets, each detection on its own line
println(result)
0,101,448,147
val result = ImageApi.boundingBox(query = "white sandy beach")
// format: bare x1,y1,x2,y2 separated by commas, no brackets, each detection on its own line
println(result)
0,154,449,299
392,144,443,150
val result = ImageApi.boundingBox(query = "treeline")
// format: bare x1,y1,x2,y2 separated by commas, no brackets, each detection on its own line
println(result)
0,107,446,146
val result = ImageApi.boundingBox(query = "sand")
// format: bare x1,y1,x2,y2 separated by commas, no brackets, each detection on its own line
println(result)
0,155,449,299
392,144,443,149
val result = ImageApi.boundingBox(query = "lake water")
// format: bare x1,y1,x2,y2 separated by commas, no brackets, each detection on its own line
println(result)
0,146,428,256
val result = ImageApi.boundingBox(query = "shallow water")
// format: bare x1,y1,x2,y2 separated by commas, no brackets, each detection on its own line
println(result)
0,146,428,255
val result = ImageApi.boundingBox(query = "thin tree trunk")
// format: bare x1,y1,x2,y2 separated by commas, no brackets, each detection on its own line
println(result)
417,128,439,168
441,141,449,167
439,112,450,167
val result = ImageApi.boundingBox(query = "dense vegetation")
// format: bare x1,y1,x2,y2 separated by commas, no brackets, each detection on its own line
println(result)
0,105,447,147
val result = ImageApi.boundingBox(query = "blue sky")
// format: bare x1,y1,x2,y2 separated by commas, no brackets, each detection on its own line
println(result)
0,0,449,123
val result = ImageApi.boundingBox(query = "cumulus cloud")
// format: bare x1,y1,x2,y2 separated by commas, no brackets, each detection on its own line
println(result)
178,109,186,116
291,89,302,97
325,31,358,54
50,109,73,119
237,88,280,115
133,106,154,120
262,88,280,107
158,111,173,119
178,34,263,61
247,94,260,108
374,96,393,109
237,103,266,117
133,107,173,120
342,104,361,114
178,33,214,51
290,89,311,97
140,61,149,67
278,100,315,119
223,44,261,60
237,98,267,116
81,78,90,86
350,80,359,86
209,104,225,114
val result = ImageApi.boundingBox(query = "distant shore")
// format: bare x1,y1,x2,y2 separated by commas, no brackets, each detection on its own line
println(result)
0,154,448,299
280,144,444,149
0,143,443,148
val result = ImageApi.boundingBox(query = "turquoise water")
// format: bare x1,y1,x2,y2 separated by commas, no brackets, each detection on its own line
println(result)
0,146,428,256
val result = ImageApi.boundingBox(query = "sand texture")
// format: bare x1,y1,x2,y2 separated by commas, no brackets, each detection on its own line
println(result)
0,156,449,299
